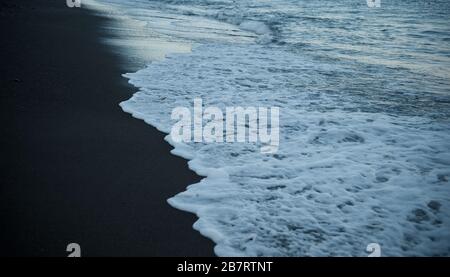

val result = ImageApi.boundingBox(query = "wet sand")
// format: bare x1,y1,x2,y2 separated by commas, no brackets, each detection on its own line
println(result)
0,0,214,256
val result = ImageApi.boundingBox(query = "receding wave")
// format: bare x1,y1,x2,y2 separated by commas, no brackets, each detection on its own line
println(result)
121,43,450,256
87,0,450,256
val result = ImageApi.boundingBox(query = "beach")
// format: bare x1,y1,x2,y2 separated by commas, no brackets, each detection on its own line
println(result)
0,0,214,256
1,0,449,257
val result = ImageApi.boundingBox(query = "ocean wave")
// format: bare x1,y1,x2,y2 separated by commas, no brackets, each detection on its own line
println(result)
120,43,450,256
87,0,450,256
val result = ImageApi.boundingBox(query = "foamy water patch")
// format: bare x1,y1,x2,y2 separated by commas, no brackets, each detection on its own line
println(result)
121,43,450,256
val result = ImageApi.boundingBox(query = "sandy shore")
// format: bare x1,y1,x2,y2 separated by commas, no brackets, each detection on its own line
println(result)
0,0,214,256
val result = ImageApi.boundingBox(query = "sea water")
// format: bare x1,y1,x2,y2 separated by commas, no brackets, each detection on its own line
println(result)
85,0,450,256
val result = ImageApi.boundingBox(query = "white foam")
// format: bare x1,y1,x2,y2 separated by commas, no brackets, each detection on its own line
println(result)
120,43,450,256
86,0,450,256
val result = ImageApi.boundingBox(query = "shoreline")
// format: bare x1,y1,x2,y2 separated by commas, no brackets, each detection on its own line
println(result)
0,0,214,256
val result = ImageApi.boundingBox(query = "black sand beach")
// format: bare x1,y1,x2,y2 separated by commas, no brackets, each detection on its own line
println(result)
0,0,214,256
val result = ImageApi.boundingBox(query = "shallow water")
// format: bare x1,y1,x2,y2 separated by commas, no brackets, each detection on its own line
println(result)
86,0,450,256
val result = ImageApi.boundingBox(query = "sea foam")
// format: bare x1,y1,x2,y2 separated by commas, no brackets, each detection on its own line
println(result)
120,43,450,256
87,0,450,256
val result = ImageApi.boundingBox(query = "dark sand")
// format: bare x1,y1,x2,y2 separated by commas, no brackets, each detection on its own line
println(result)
0,0,214,256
